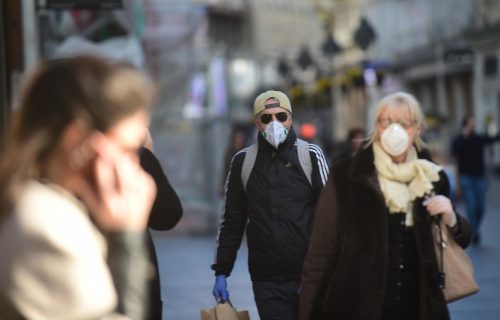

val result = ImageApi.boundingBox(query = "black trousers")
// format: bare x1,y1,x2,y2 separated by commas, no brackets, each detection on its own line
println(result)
252,280,300,320
147,232,162,320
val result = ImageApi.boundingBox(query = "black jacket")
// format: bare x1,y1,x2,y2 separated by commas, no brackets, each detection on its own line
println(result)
451,132,500,176
212,128,329,281
139,147,183,320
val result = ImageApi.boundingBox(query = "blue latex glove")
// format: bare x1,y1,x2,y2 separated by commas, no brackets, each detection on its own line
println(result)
212,275,229,301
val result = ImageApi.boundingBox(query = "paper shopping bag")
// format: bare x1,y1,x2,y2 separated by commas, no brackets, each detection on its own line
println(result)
200,301,250,320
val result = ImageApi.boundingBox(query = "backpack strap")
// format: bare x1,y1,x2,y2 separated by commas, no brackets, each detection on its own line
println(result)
241,140,312,191
241,143,258,192
296,138,312,186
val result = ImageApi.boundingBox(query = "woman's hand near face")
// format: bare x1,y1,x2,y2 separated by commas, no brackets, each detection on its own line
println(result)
76,133,156,232
423,195,457,227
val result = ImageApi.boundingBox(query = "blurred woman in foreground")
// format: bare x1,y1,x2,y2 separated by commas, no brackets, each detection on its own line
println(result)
0,56,156,319
299,92,472,320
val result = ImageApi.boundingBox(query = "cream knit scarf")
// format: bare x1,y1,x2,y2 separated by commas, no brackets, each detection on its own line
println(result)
373,142,442,226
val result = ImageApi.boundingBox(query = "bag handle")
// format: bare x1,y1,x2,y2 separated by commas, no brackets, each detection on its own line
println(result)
214,299,238,319
426,191,446,289
434,216,446,289
216,298,233,306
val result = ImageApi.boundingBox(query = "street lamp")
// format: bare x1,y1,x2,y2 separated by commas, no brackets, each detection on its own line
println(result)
297,46,314,70
353,17,376,51
277,55,292,87
322,33,341,58
321,28,342,140
353,17,378,134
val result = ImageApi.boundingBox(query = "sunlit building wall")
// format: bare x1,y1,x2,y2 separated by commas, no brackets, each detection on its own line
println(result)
468,0,500,166
314,0,487,159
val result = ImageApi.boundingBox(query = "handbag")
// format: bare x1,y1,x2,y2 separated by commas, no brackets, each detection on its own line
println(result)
432,218,479,303
200,301,250,320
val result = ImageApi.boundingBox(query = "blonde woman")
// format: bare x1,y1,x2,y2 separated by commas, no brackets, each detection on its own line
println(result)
299,92,472,320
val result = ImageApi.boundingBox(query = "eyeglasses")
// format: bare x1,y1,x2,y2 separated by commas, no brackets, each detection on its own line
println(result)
259,112,289,124
377,118,415,129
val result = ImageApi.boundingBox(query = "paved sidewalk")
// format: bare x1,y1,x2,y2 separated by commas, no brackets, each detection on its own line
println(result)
447,174,500,319
154,234,259,320
153,175,500,320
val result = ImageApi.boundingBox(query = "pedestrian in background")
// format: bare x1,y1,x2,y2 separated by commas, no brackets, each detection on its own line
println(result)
430,149,458,204
0,56,156,320
330,127,366,163
299,92,471,320
212,90,329,320
140,144,183,320
220,125,249,196
451,114,500,245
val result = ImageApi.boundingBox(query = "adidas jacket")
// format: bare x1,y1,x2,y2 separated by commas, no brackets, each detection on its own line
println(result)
212,128,329,281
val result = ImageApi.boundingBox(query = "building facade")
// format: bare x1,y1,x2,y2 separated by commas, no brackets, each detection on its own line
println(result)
315,0,500,165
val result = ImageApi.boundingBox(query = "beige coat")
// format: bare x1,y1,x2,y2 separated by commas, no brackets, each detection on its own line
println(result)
0,181,117,320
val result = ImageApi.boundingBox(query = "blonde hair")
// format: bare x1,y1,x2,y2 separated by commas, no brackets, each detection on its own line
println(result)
367,91,426,150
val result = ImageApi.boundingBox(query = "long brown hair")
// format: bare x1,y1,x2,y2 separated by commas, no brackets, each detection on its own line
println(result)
0,56,154,220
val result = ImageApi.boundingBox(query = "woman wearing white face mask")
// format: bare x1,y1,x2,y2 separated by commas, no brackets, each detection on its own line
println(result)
299,92,472,320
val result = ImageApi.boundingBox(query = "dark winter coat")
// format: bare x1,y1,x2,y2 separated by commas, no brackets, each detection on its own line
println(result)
212,128,329,281
139,147,183,320
299,144,472,320
451,132,500,177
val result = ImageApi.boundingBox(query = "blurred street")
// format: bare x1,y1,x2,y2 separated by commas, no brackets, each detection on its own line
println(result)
2,1,500,320
153,172,500,320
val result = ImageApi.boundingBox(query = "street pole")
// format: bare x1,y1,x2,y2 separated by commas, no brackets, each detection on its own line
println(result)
21,0,39,71
330,56,336,142
432,0,449,153
435,44,448,118
0,2,7,147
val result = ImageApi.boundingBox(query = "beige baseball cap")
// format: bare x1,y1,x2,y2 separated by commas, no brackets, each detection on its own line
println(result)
253,90,292,116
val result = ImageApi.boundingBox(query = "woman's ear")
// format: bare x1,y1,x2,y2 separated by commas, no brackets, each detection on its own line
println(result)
62,120,93,171
415,122,424,136
61,121,86,150
142,128,154,152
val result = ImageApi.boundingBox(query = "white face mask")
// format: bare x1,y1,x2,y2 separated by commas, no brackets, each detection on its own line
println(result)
262,120,288,149
380,123,409,157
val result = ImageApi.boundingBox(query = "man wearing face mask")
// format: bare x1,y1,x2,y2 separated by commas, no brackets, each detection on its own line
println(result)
211,90,329,320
